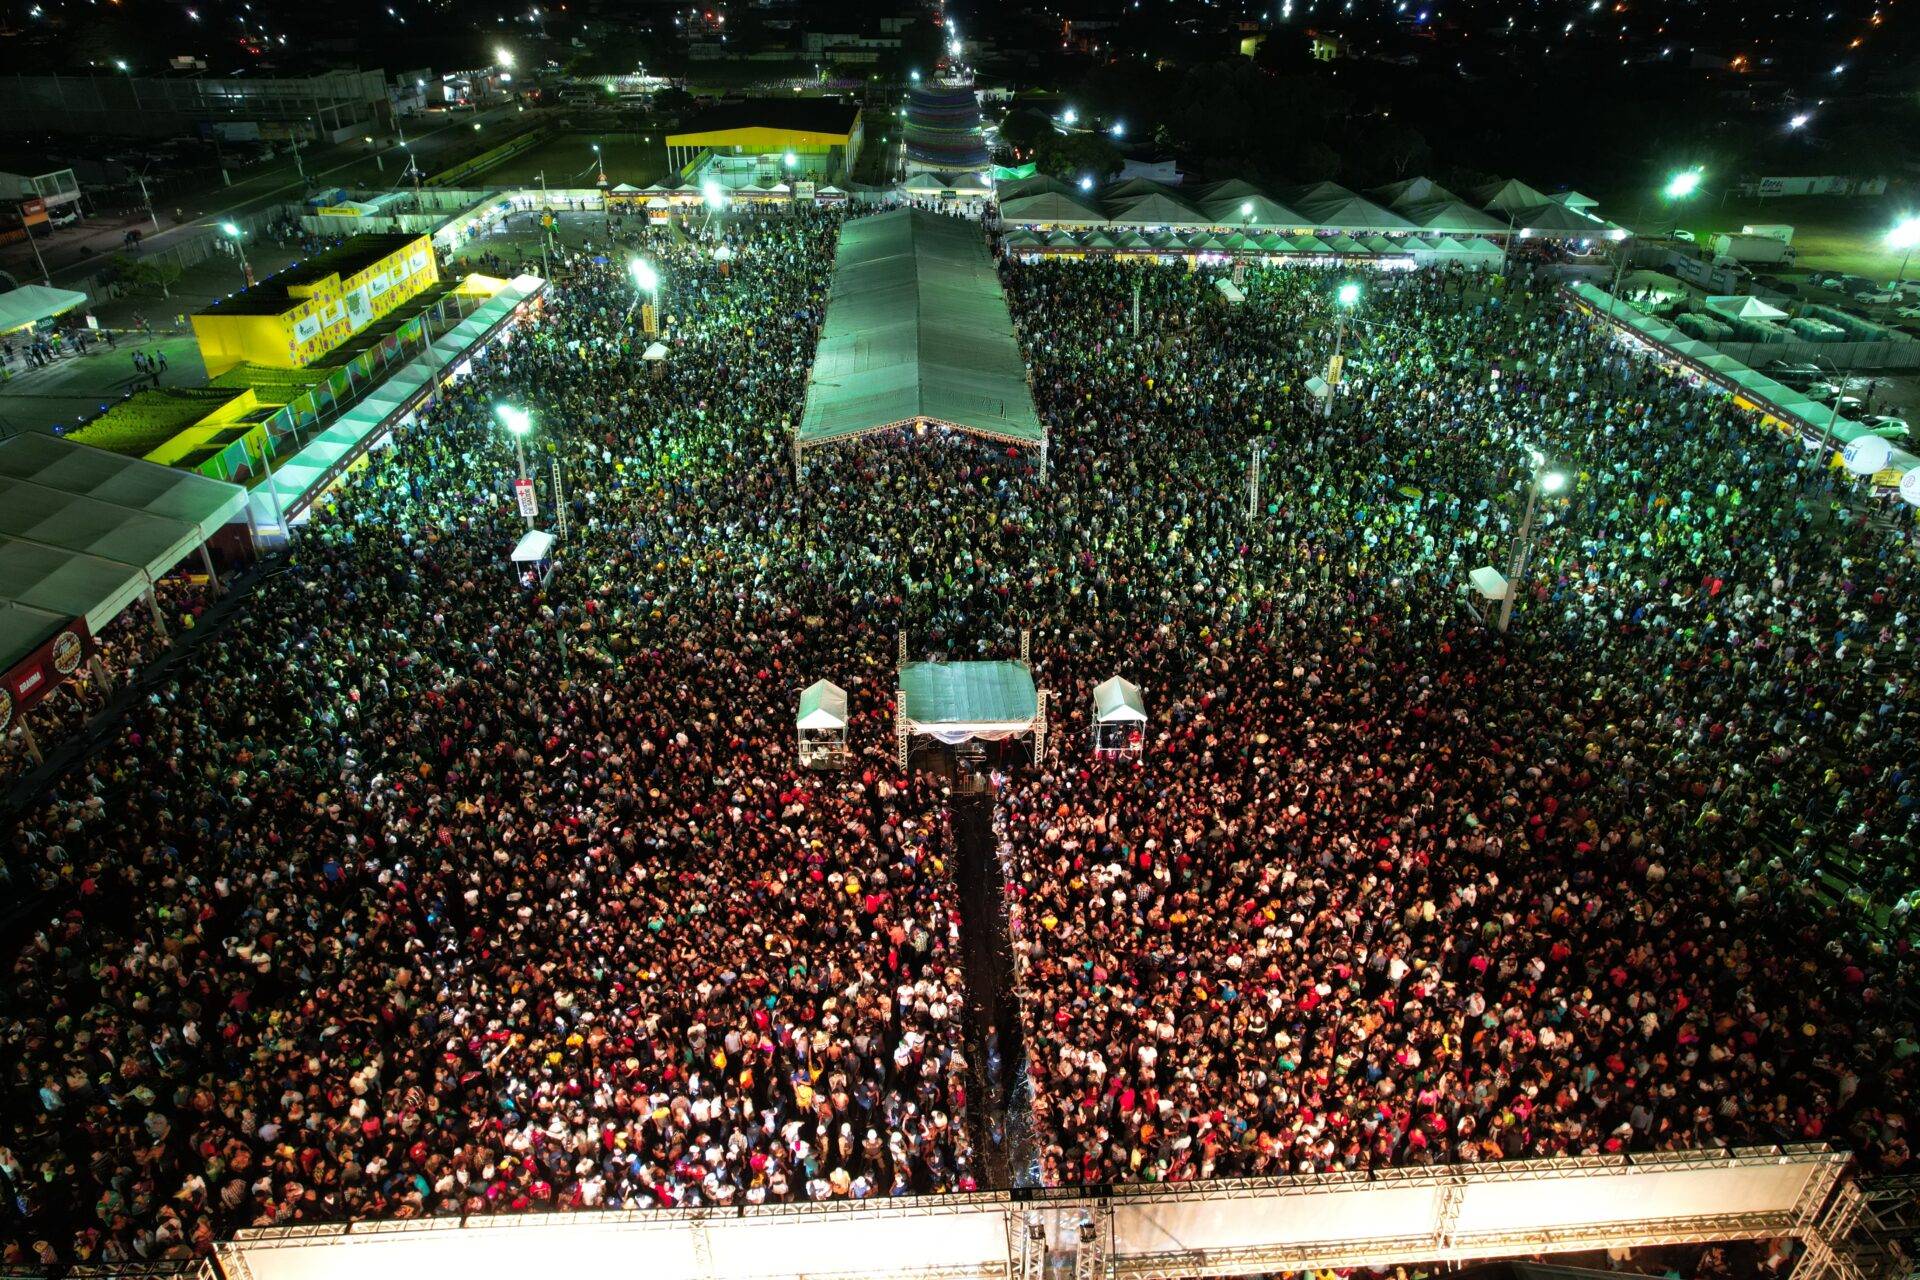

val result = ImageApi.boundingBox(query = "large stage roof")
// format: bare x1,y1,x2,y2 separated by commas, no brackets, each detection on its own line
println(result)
798,208,1044,450
899,660,1038,736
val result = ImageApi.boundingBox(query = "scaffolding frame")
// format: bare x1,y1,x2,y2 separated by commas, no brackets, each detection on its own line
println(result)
219,1146,1858,1280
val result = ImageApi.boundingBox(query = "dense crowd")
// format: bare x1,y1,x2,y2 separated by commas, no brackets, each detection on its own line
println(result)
1,580,207,786
990,258,1919,1182
1,209,1916,1269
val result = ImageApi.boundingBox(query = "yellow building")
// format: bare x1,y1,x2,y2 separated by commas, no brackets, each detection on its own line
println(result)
191,233,438,377
664,99,864,181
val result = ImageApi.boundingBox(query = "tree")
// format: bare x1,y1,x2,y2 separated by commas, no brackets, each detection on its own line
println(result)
998,109,1055,155
1034,133,1123,184
113,253,183,300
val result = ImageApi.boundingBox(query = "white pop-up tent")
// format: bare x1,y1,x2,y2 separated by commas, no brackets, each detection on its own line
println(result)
510,529,555,586
797,678,851,768
1703,295,1789,322
1091,676,1147,760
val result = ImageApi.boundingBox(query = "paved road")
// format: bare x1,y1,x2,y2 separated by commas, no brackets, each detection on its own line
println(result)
0,105,533,285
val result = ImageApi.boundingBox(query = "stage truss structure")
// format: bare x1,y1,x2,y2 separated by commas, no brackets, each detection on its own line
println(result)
210,1146,1907,1280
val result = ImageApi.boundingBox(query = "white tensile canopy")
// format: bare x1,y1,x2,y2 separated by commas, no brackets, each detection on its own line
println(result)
510,530,554,563
798,679,849,730
1092,677,1146,723
1704,294,1789,321
1469,566,1511,601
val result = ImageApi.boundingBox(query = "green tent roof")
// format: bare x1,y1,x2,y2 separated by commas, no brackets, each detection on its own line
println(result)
799,209,1045,449
898,660,1038,734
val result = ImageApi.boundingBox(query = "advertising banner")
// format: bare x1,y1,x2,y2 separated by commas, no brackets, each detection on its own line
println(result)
2,618,92,730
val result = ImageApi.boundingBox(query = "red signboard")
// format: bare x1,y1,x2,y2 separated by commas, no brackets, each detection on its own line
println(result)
1,618,92,733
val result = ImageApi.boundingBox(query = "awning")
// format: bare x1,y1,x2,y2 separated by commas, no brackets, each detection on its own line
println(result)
0,284,89,334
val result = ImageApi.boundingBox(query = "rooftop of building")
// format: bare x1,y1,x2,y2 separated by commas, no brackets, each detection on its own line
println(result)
668,98,862,139
200,234,422,317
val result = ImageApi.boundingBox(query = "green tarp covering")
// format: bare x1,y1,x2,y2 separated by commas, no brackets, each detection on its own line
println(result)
898,660,1039,735
799,208,1045,449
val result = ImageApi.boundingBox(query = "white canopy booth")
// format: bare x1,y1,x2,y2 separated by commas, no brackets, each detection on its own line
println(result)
797,679,851,769
642,340,670,380
1091,676,1147,760
511,529,555,588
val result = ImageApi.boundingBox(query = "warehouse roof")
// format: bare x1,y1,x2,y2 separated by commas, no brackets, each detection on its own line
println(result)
799,208,1043,450
200,233,424,316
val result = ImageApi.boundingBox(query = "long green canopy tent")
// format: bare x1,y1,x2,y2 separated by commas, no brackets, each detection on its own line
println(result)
798,207,1047,470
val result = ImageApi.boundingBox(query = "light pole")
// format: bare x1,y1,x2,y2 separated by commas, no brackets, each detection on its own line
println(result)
1498,457,1567,632
497,403,536,531
1810,354,1846,461
220,221,252,286
628,256,660,336
1324,280,1361,417
1889,214,1920,288
1609,168,1704,306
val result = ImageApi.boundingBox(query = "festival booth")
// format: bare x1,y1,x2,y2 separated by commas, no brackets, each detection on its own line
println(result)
896,657,1045,772
796,679,851,769
642,340,669,380
510,528,554,588
1091,676,1147,760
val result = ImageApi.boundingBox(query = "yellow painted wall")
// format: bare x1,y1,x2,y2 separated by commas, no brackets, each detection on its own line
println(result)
191,313,294,378
663,126,850,152
142,389,280,469
192,235,440,376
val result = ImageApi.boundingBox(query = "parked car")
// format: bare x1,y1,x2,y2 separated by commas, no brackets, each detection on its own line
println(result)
1765,361,1823,385
1673,229,1697,243
1898,304,1920,320
1863,415,1911,437
1755,276,1801,296
1852,288,1901,305
1889,280,1920,298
